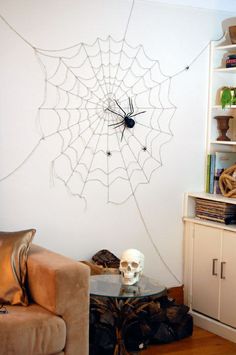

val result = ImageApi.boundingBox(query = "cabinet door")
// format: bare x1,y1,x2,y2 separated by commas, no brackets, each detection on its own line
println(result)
192,224,221,319
220,230,236,327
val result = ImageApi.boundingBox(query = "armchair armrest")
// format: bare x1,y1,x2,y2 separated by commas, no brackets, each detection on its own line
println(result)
27,244,90,355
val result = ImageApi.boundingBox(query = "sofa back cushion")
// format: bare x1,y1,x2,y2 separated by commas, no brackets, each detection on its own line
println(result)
0,229,36,305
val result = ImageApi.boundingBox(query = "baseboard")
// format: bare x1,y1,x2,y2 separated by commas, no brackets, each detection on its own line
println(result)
191,310,236,343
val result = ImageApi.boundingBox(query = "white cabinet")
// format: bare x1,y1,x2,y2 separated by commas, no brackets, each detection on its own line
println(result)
192,224,221,320
220,230,236,327
184,216,236,341
191,223,236,328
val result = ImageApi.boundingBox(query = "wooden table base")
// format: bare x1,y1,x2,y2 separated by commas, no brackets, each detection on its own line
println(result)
89,295,193,355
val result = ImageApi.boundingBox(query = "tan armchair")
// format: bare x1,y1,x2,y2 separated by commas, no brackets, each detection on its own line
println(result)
0,244,90,355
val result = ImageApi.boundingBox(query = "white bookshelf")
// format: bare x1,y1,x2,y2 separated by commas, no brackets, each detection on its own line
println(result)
207,41,236,152
184,35,236,343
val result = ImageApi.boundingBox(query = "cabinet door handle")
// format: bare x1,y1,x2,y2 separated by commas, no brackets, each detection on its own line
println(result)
212,258,218,276
221,262,226,279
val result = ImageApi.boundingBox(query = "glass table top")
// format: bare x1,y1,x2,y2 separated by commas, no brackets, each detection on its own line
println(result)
90,274,166,299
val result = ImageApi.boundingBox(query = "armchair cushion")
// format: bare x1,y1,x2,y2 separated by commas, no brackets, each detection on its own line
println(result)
27,245,90,355
0,229,36,306
0,304,66,355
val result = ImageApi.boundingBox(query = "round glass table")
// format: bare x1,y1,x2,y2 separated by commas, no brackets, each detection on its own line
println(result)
89,274,166,355
90,274,166,298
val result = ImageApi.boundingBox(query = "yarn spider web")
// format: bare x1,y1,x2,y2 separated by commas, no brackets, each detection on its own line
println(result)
0,5,223,285
36,36,176,204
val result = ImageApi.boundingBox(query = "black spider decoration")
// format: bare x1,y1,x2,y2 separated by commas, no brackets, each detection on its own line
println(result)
106,98,146,140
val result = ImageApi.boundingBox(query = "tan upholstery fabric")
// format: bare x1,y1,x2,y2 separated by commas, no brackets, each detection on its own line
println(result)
27,245,90,355
0,303,66,355
0,229,36,305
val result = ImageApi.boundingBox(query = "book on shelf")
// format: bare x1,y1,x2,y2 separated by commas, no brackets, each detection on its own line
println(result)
205,152,236,195
214,152,236,194
195,198,236,225
209,154,216,194
205,154,211,193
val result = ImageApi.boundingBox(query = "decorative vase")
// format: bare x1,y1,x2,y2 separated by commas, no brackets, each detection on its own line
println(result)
214,115,233,141
229,26,236,44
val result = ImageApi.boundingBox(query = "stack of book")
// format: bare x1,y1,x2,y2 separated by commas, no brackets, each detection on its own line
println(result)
195,198,236,224
206,151,236,194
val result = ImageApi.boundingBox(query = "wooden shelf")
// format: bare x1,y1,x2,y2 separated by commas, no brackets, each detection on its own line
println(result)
184,192,236,232
216,44,236,50
183,216,236,232
187,191,236,204
210,140,236,145
212,105,236,109
214,67,236,72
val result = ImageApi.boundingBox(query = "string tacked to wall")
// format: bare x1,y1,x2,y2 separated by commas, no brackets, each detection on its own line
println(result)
0,1,224,284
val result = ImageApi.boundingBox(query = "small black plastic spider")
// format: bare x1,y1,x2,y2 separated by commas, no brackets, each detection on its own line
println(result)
106,98,146,140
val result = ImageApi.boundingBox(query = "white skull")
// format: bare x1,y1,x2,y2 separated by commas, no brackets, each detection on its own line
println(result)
119,249,144,285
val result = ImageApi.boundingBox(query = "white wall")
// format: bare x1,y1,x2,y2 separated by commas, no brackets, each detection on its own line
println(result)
0,0,235,287
149,0,236,12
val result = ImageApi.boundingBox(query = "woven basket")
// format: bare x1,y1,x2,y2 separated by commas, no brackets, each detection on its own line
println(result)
219,164,236,197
